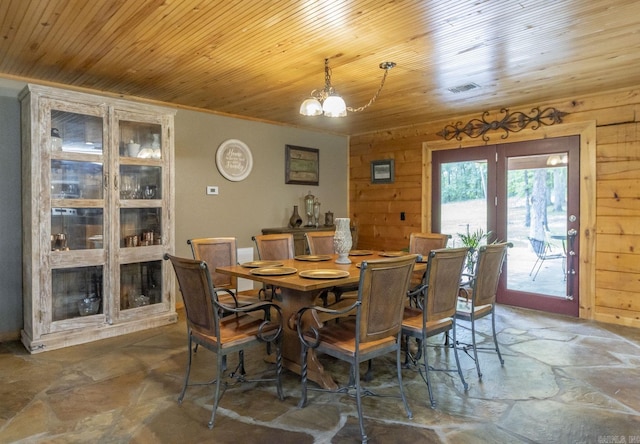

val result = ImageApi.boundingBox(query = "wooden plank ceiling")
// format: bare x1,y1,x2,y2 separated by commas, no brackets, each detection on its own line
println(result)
2,0,640,136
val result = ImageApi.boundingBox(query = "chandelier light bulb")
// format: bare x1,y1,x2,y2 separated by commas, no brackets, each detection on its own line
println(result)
322,95,347,117
299,98,323,116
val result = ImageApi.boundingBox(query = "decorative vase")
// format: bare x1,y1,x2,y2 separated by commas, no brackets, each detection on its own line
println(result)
289,205,302,228
333,218,352,264
304,191,315,226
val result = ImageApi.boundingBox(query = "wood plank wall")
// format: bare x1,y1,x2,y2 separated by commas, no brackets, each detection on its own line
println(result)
349,85,640,328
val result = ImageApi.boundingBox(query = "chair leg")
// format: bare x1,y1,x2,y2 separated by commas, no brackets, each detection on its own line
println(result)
208,353,225,429
470,315,482,380
354,357,368,444
396,338,413,419
452,322,469,391
491,308,505,366
422,335,435,407
531,258,545,281
178,335,194,404
363,359,373,382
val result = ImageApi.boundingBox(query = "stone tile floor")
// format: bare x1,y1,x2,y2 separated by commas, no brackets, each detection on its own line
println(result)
1,305,640,443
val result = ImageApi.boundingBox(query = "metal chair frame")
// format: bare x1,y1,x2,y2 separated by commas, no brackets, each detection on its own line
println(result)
528,236,565,281
296,255,417,444
455,242,511,380
164,254,284,429
402,247,469,407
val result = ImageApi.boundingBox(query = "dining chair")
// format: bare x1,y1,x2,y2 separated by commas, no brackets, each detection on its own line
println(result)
528,236,565,281
188,237,260,308
304,230,335,255
164,253,284,429
408,232,452,289
409,232,451,255
402,247,469,408
253,233,295,260
296,254,417,444
252,233,295,300
455,242,512,380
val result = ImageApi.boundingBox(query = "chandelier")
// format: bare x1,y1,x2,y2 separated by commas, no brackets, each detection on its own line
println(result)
299,58,396,117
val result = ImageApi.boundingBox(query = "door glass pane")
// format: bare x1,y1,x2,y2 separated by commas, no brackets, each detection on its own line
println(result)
120,261,163,309
51,208,103,250
119,165,162,200
119,121,162,159
51,111,103,155
120,208,162,247
440,160,488,270
52,266,103,321
51,160,104,199
506,154,567,297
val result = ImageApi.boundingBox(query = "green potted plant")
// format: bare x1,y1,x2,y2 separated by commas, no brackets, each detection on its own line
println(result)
457,227,491,273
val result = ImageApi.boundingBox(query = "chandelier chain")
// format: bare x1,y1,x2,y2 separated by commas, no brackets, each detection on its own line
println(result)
347,68,391,113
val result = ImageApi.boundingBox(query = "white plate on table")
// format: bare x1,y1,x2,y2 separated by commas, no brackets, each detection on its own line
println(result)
299,269,350,279
241,260,283,268
250,266,297,276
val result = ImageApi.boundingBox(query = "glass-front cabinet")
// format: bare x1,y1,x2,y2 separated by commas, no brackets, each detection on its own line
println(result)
20,84,176,352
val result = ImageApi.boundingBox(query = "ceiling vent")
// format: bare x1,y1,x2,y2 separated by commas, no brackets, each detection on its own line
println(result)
447,82,480,94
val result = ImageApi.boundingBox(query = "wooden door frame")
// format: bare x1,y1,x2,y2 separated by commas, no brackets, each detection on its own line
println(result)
423,120,596,320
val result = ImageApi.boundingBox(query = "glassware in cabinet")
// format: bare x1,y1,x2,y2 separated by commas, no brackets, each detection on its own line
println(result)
119,120,162,159
120,261,163,310
119,165,162,200
51,266,104,321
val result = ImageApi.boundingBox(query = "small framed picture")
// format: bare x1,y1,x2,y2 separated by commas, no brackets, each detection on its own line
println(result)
285,145,319,185
371,159,395,184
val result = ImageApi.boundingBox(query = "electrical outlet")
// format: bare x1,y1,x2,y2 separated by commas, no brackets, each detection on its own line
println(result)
206,186,219,195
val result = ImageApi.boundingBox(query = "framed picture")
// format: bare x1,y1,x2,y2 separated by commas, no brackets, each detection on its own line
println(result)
285,145,319,185
371,159,395,184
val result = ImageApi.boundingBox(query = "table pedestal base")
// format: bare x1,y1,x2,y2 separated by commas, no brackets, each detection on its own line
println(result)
276,287,338,390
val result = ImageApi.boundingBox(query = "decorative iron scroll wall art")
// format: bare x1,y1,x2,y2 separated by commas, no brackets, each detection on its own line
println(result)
437,107,568,142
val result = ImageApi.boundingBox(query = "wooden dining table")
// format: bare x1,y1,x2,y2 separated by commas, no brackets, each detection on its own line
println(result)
216,251,425,390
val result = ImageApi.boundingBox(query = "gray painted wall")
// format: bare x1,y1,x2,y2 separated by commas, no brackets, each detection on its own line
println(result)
0,79,23,339
0,78,348,340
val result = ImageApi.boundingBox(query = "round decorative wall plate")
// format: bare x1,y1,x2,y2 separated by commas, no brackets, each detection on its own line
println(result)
215,139,253,182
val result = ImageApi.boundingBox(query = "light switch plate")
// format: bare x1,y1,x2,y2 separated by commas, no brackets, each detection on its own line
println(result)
206,186,219,195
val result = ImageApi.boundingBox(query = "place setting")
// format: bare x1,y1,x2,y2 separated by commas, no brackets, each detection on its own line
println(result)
348,250,373,256
294,254,332,262
299,269,350,279
241,260,284,268
250,266,298,276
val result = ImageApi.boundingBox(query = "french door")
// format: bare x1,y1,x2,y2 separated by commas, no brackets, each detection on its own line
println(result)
432,136,580,316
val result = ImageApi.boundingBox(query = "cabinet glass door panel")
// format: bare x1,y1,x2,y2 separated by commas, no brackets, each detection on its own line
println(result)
52,266,104,321
51,160,104,200
51,110,103,155
51,208,104,250
120,208,162,247
119,165,162,200
119,121,162,159
120,261,163,309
